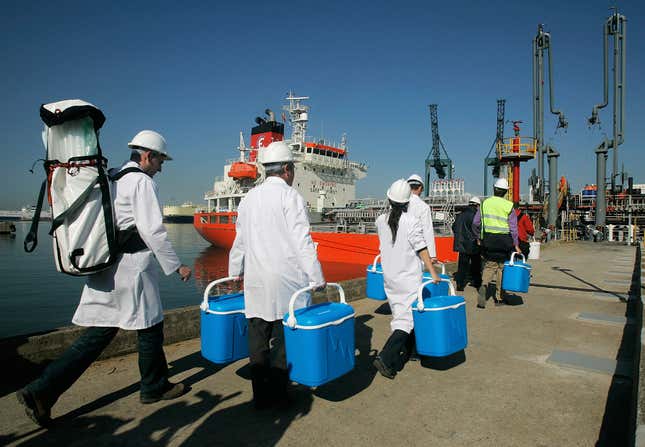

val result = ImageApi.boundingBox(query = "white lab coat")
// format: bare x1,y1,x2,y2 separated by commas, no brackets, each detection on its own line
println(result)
376,211,427,333
408,193,437,258
228,176,325,321
72,161,181,330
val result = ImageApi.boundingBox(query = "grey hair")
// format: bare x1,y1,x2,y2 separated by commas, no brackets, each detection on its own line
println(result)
263,162,286,176
130,149,146,162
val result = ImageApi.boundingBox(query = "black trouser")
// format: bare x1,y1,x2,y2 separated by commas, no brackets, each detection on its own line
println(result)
519,240,530,259
247,318,288,405
25,322,170,408
380,329,415,372
455,252,482,289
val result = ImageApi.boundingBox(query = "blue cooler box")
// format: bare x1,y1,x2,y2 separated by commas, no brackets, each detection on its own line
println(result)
502,253,532,293
412,279,468,357
283,284,355,387
366,255,386,300
200,278,249,364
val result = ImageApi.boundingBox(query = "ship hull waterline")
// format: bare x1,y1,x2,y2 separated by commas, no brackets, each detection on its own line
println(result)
194,213,458,266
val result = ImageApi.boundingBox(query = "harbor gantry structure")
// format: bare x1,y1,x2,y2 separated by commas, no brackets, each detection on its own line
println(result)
483,99,506,196
483,99,536,204
588,9,627,226
424,104,454,193
497,120,536,204
532,24,568,227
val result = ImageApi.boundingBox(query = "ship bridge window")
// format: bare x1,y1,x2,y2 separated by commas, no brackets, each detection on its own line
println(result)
231,215,236,224
307,147,312,153
210,215,218,224
339,154,344,159
313,148,320,155
332,152,338,158
220,215,229,224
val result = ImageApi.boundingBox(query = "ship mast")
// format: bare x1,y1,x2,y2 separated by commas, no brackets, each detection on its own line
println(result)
283,92,310,147
238,131,247,162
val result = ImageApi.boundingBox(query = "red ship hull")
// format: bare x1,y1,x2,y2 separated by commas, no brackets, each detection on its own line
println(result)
194,212,458,266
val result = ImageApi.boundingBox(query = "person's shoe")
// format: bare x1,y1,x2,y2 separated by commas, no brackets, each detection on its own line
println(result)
373,356,396,379
476,304,486,309
494,299,506,307
477,286,487,308
140,382,187,404
16,388,51,427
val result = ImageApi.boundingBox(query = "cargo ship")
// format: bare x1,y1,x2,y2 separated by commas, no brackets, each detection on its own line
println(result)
163,202,200,223
194,93,457,265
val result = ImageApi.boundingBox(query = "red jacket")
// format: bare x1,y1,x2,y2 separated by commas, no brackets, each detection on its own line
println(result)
515,209,535,242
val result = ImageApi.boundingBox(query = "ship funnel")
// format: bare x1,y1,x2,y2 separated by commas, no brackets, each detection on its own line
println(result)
255,117,266,125
265,109,275,122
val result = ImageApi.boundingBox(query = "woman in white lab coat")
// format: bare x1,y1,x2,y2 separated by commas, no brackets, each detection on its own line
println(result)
373,179,440,379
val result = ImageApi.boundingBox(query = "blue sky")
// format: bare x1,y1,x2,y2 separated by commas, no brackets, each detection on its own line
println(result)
1,0,643,209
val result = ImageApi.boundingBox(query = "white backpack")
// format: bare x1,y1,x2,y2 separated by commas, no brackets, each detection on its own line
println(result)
24,99,131,275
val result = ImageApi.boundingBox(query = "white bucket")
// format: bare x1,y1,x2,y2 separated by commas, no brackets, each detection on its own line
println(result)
528,241,541,260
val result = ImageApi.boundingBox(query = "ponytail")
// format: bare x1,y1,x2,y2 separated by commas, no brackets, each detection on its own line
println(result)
387,200,408,244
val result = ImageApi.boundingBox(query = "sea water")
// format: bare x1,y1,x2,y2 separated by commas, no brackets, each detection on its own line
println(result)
0,222,365,338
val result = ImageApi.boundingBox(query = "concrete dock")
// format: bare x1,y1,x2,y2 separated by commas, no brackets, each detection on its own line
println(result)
0,241,642,446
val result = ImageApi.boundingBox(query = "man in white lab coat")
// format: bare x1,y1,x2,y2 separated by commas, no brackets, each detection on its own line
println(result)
229,141,325,409
17,130,192,427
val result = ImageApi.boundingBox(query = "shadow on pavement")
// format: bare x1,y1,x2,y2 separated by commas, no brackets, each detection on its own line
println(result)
595,246,641,446
58,350,225,422
12,390,241,447
313,314,377,402
373,302,391,315
420,350,466,371
550,266,628,302
181,387,313,447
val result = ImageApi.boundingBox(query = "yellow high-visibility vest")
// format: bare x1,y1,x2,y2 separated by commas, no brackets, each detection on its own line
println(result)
481,196,513,235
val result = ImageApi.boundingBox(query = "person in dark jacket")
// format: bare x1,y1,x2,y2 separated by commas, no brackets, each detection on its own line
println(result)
452,196,482,291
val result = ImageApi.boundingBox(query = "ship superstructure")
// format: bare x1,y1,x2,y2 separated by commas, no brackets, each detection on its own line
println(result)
195,93,458,264
203,93,367,215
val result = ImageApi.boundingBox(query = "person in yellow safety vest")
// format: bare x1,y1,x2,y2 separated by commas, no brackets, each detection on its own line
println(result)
471,178,520,308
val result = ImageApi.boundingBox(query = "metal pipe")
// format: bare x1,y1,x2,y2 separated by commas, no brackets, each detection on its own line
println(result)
612,12,619,192
547,147,559,227
620,17,626,145
589,21,609,125
546,38,567,129
595,140,608,226
534,27,545,198
512,160,520,203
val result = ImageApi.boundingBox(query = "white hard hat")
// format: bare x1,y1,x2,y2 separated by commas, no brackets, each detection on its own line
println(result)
386,179,412,203
259,141,294,164
494,178,509,190
469,196,481,205
128,130,172,160
406,174,424,188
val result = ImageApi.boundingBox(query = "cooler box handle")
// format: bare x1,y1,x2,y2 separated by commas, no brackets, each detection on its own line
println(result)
369,254,381,272
434,261,446,275
286,282,346,328
201,276,242,314
416,278,456,312
509,252,526,266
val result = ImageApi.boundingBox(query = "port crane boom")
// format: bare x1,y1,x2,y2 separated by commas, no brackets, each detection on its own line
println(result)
424,104,453,192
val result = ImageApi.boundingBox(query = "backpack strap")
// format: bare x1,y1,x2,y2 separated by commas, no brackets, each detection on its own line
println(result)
110,167,144,181
23,180,47,253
